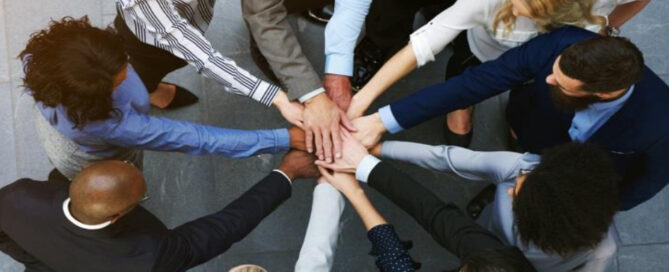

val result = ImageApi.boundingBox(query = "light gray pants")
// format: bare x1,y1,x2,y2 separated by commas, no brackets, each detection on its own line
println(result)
35,113,143,180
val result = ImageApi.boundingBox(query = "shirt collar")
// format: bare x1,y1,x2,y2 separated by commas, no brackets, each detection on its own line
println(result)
587,85,635,111
62,198,112,230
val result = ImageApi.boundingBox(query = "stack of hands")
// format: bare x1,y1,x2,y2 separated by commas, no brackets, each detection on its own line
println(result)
278,74,387,190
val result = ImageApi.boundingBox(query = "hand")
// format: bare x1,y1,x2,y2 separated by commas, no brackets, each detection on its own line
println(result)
315,129,368,173
273,92,304,128
351,113,386,148
303,93,356,163
346,94,368,119
278,150,319,181
318,167,362,197
370,142,383,157
324,74,353,110
288,127,307,151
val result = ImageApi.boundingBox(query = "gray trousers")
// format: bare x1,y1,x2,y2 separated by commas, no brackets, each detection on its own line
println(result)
35,113,143,180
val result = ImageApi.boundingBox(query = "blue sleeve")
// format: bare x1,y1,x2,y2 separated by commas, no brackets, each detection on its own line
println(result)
620,134,669,210
368,224,417,272
324,0,373,76
85,106,290,158
387,28,577,131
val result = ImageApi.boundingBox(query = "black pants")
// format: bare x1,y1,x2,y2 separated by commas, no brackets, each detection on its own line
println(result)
114,15,187,93
364,0,456,56
445,32,482,80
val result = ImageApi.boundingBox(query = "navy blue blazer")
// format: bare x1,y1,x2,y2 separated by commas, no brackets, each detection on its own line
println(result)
387,27,669,210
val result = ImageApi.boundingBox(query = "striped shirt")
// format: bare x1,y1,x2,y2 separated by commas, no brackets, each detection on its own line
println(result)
116,0,280,106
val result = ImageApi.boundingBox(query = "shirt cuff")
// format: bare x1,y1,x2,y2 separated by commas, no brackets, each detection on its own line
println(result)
250,81,281,107
298,88,326,103
272,169,292,185
355,155,381,183
409,33,435,68
273,128,291,153
378,106,404,134
325,53,354,76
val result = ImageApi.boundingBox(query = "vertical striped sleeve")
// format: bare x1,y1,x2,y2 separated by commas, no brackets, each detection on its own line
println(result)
118,0,280,106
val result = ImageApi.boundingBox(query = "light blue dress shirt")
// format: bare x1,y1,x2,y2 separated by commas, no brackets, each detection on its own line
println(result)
324,0,373,76
379,86,635,139
569,85,634,142
36,65,290,158
374,141,617,272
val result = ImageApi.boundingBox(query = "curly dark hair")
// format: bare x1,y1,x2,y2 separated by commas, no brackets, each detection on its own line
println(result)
20,16,126,129
460,247,536,272
513,143,619,256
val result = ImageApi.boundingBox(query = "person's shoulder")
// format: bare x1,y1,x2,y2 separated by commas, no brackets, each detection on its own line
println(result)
0,177,67,202
543,26,598,44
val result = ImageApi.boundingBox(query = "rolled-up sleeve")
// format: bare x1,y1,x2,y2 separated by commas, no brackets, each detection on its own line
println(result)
409,0,486,67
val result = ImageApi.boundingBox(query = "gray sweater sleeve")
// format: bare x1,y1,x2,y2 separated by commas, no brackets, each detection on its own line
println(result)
380,141,523,183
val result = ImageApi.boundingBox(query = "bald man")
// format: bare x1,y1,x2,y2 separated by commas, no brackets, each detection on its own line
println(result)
0,151,318,272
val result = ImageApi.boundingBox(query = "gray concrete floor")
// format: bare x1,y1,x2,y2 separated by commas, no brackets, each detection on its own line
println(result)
1,1,668,271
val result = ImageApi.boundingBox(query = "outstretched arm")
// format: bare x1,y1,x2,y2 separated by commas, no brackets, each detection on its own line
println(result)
152,171,292,271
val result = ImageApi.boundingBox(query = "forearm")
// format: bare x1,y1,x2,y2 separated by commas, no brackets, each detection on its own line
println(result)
295,184,346,272
345,189,386,231
324,0,373,76
242,0,323,100
121,0,280,106
154,172,291,270
367,162,507,258
103,112,290,157
608,0,650,28
350,45,417,118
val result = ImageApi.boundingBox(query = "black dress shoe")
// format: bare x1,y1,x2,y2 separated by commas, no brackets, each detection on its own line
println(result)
164,84,199,109
443,121,473,147
467,184,497,220
302,5,334,25
351,38,387,91
249,38,281,85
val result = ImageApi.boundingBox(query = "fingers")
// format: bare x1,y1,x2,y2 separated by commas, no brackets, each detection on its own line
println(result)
318,166,333,181
314,160,339,171
340,110,357,132
305,127,314,154
332,124,342,159
313,128,324,161
322,128,333,163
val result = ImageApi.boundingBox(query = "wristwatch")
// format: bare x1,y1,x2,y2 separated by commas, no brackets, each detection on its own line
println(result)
606,25,621,37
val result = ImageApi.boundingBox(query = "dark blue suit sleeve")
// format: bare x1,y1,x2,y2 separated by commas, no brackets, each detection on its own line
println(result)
151,172,292,272
388,28,571,130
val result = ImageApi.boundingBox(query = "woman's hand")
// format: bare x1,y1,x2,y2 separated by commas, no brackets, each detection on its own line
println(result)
318,167,362,197
273,91,305,128
315,129,369,173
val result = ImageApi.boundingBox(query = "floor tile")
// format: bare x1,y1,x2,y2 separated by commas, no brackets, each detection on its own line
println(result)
0,0,10,83
0,83,17,183
621,0,669,74
617,244,669,272
615,185,669,245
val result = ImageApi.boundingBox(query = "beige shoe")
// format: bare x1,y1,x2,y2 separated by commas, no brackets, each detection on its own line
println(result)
228,264,268,272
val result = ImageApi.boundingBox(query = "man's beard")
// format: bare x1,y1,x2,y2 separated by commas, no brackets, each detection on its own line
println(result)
549,86,602,111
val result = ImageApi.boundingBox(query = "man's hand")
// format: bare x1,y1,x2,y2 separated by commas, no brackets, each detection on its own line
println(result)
273,91,305,128
370,143,383,157
318,167,362,197
351,113,386,148
288,127,307,151
278,150,319,181
315,130,368,173
324,74,353,110
303,93,355,163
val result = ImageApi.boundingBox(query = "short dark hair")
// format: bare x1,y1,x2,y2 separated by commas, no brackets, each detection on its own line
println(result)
20,16,126,129
514,143,619,256
559,36,643,93
460,247,536,272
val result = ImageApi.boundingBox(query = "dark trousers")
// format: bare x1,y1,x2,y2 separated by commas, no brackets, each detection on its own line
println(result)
114,15,187,93
445,32,482,80
365,0,456,56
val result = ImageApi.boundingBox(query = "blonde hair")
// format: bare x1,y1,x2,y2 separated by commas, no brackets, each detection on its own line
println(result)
492,0,606,35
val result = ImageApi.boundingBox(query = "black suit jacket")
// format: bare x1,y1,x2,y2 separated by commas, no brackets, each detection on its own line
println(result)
0,170,291,272
367,162,512,260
